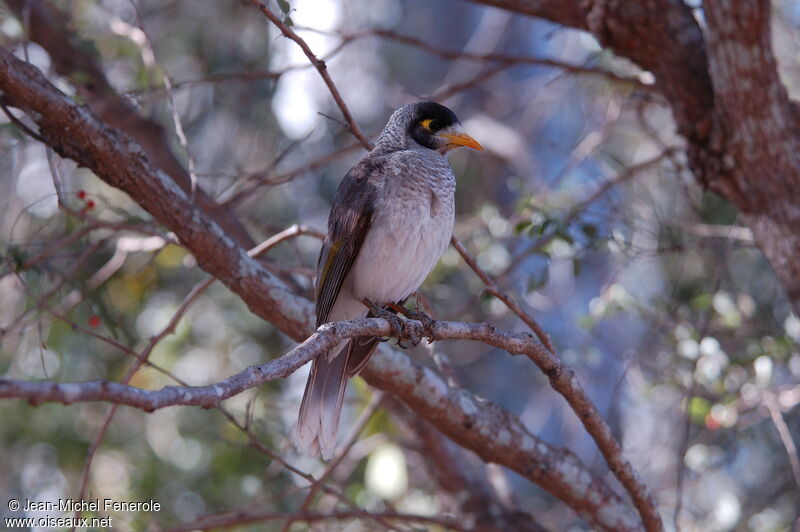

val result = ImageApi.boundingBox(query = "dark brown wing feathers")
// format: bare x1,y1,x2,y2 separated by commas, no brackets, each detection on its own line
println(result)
314,158,384,327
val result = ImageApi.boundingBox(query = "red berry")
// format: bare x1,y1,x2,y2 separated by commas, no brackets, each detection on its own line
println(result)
704,413,720,430
88,315,101,328
77,190,86,199
85,200,96,210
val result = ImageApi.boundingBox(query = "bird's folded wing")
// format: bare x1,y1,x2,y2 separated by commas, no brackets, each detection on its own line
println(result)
315,158,384,327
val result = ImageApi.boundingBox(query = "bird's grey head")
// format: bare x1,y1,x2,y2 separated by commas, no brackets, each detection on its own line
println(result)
373,101,482,155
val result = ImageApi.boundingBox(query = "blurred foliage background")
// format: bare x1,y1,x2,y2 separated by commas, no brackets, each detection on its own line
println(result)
1,0,800,530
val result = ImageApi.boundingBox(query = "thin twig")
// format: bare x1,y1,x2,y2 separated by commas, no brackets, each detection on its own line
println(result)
296,26,653,91
248,1,373,150
504,148,674,275
452,235,554,352
71,224,315,526
673,216,739,530
451,236,661,531
0,317,641,530
221,141,363,207
218,407,408,532
0,99,46,142
432,61,513,101
765,392,800,493
160,509,477,532
279,392,384,532
71,275,215,527
124,10,201,202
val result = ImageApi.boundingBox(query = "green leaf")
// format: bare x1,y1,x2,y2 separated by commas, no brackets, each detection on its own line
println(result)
515,221,532,235
276,0,291,14
534,218,553,236
691,293,712,311
70,70,93,85
688,397,711,425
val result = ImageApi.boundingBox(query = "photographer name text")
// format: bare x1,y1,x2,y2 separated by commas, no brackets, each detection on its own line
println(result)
20,498,160,513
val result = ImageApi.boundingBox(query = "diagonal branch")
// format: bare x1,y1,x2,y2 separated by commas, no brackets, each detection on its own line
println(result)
452,235,554,352
299,26,651,90
0,316,640,531
5,0,255,247
453,234,660,530
0,47,647,530
462,0,588,29
764,392,800,492
162,509,477,532
247,0,373,150
387,403,549,532
702,0,800,310
0,46,315,339
465,0,800,315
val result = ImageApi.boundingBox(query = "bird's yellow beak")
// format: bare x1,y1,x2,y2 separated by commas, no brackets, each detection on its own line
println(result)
440,132,483,151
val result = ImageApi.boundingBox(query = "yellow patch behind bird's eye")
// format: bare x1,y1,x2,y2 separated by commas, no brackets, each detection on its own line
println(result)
421,118,435,132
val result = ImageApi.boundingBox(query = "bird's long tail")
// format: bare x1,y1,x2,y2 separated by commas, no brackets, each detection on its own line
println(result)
295,341,350,460
295,337,380,460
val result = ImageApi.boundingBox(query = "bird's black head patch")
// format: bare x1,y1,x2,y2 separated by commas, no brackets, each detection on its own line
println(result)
408,102,460,150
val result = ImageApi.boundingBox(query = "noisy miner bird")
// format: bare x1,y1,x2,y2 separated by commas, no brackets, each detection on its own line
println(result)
296,101,482,459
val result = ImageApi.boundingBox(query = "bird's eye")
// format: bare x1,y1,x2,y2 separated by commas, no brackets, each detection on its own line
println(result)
421,118,441,132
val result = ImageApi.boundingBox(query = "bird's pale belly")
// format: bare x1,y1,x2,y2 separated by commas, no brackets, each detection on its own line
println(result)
349,199,453,305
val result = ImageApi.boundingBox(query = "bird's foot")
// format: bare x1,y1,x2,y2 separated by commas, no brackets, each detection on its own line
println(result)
385,302,437,343
402,305,438,343
363,299,420,348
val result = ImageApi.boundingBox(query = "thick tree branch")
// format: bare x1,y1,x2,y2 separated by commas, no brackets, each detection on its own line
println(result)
0,45,649,530
466,0,800,314
463,0,588,29
0,317,640,531
0,320,325,409
0,47,314,338
452,235,661,531
390,405,548,532
5,0,255,248
702,0,800,307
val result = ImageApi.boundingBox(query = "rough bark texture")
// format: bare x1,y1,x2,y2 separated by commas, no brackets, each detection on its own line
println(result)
363,345,641,531
7,0,798,528
0,47,645,531
393,409,549,532
468,0,800,312
4,0,255,248
703,0,800,304
0,49,314,338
